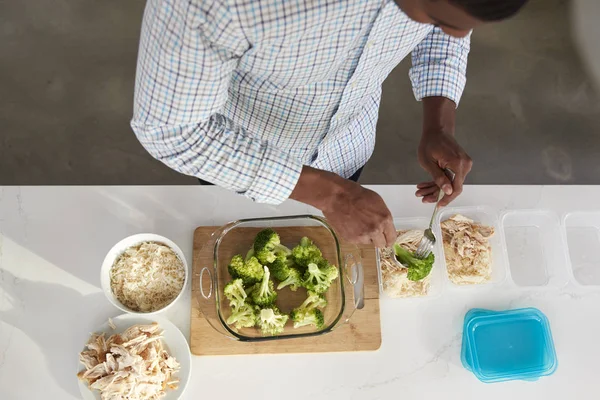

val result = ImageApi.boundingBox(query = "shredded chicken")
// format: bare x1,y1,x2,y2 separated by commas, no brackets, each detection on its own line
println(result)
77,322,180,400
110,242,185,312
441,214,494,285
379,229,431,298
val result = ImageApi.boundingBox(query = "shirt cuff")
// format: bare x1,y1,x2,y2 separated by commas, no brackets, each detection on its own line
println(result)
243,146,303,205
410,65,467,107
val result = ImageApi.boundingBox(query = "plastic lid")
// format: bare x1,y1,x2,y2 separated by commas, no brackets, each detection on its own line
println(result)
461,308,557,383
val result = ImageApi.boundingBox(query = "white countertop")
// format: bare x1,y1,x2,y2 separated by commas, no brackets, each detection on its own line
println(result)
1,185,599,400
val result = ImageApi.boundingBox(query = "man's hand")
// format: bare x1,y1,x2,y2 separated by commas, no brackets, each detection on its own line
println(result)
417,130,472,206
290,166,396,248
416,97,472,207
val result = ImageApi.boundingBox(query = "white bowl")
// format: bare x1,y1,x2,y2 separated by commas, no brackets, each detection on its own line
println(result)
78,313,192,400
100,233,188,315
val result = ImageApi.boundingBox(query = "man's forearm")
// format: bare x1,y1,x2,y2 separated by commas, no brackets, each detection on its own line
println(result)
421,96,456,136
289,165,397,248
289,166,346,212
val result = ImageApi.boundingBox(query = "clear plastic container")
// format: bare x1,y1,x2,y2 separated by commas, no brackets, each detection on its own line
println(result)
461,308,558,383
501,210,569,289
563,212,600,287
435,206,508,288
376,217,445,299
196,215,364,341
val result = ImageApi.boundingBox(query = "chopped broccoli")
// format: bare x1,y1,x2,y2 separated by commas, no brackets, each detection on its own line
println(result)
290,290,326,329
291,236,322,268
245,248,255,262
290,290,327,329
223,279,247,309
269,258,290,281
228,255,264,286
227,254,245,276
254,228,281,251
249,266,277,306
290,308,324,329
298,290,327,310
302,261,339,294
276,267,302,291
257,307,289,336
226,303,258,330
393,244,434,281
255,249,276,264
253,228,292,265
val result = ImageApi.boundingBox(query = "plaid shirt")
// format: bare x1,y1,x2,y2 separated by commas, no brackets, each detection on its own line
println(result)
131,0,470,204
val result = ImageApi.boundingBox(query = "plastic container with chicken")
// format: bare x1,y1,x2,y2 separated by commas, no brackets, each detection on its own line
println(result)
377,217,446,299
435,207,508,287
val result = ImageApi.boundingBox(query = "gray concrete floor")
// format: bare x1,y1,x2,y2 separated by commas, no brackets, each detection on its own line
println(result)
1,0,599,185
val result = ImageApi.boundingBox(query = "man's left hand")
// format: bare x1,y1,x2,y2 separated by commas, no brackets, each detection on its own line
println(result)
416,130,472,206
415,97,472,206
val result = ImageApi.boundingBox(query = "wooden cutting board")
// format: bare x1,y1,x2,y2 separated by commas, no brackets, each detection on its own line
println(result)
190,226,381,356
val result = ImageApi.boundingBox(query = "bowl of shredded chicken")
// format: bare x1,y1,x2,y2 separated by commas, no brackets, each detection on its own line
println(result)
379,229,432,298
441,214,495,285
77,314,191,400
101,234,188,314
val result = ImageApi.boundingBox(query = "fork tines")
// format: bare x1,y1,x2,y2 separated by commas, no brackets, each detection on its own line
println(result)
415,239,433,259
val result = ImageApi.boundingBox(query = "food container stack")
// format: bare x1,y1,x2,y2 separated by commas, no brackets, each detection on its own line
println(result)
461,308,558,383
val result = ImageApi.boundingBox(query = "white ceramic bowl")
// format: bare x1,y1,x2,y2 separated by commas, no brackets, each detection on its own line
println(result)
100,233,188,315
78,313,192,400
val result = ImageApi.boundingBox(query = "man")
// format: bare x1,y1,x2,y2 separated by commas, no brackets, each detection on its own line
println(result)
131,0,528,247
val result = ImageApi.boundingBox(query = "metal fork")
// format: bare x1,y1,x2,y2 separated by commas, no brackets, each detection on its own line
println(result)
414,168,456,259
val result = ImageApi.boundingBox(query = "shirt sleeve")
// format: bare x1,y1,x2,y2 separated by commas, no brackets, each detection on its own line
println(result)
131,0,303,205
409,27,471,107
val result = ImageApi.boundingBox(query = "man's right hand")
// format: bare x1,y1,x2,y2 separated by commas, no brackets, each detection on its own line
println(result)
289,166,396,248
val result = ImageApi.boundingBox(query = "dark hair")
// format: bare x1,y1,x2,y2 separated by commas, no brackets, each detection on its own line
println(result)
449,0,529,21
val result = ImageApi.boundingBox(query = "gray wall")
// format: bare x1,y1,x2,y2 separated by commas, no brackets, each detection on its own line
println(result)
1,0,599,185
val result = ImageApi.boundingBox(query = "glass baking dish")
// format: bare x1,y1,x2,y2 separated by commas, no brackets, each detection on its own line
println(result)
196,215,364,342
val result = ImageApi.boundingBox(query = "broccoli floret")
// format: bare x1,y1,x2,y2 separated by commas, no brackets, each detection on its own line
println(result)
254,228,281,251
254,249,275,265
223,279,247,309
245,248,255,261
257,307,289,336
298,290,327,310
227,254,245,276
249,266,277,306
302,261,339,294
269,258,290,281
253,228,292,265
226,303,258,330
276,267,302,291
290,308,324,329
393,244,434,281
228,255,264,286
290,291,326,329
291,236,322,268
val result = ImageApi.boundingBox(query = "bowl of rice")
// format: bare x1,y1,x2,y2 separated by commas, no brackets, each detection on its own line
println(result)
100,234,188,315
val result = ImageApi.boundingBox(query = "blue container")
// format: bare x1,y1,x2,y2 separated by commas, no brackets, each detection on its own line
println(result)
461,308,557,383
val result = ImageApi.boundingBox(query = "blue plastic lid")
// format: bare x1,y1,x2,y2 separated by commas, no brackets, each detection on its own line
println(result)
461,308,557,383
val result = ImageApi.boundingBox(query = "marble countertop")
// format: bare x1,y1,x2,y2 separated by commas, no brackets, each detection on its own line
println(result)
1,185,599,399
